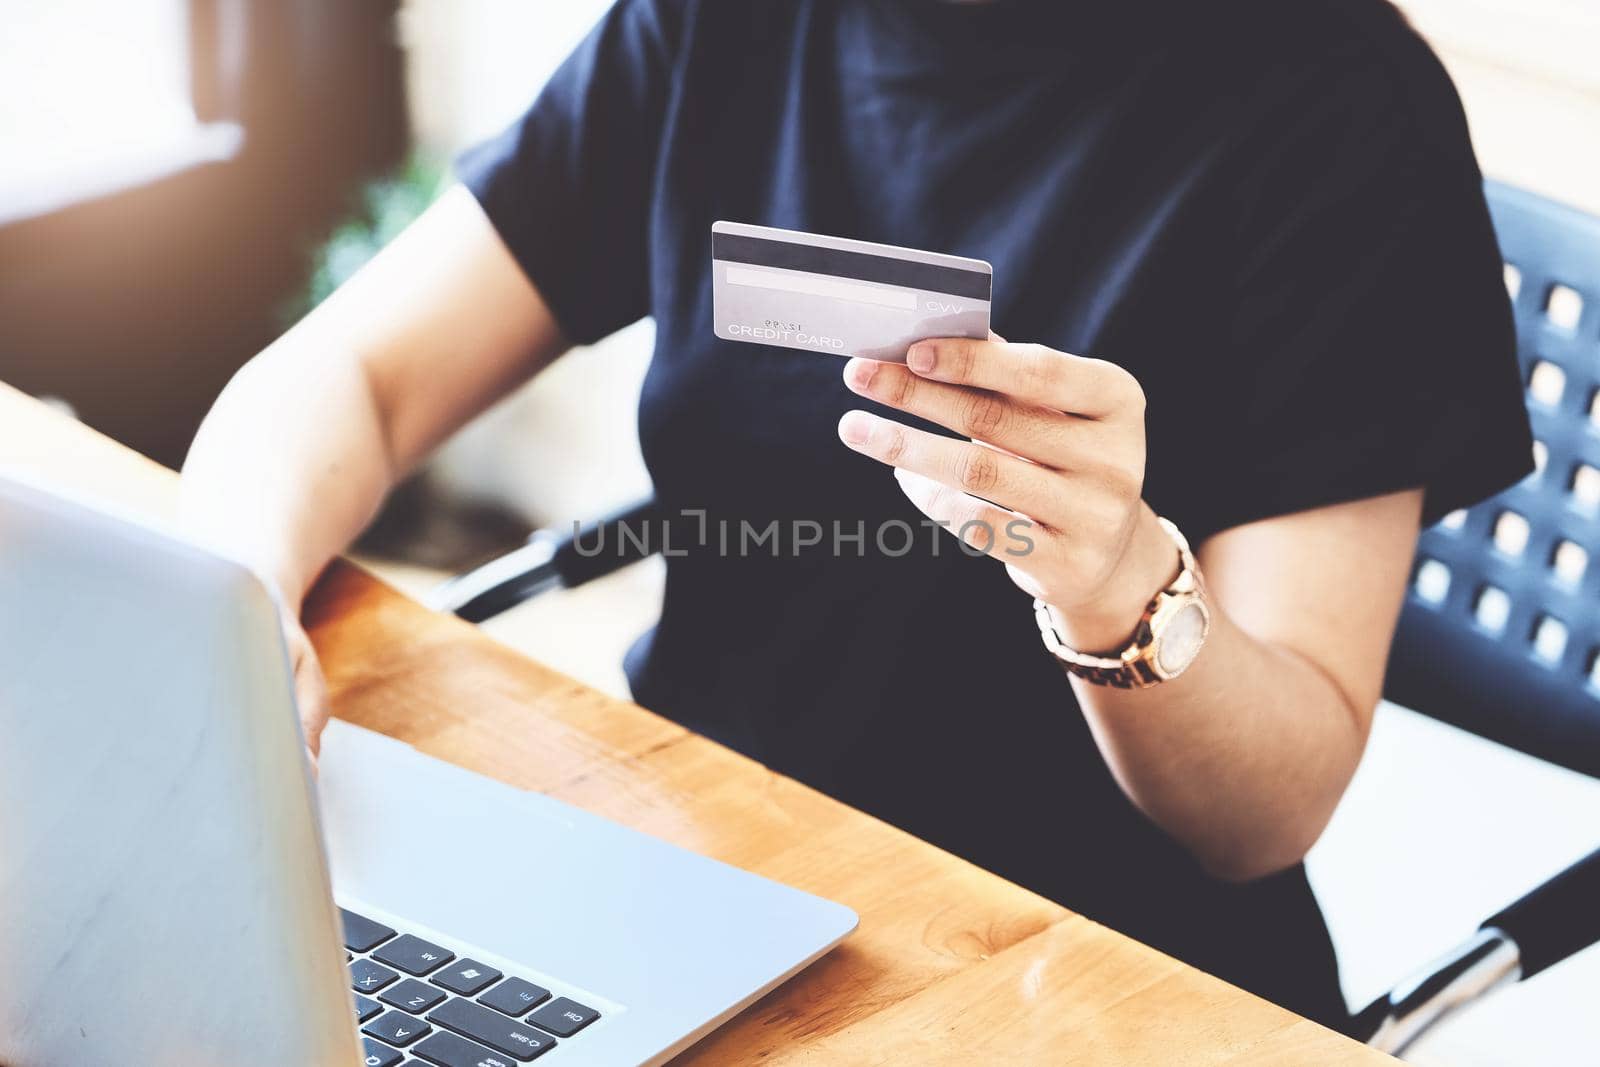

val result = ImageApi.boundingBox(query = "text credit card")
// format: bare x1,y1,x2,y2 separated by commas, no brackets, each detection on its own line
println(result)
711,221,992,362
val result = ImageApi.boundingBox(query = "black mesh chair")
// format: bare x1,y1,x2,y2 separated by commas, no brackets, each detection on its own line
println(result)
1386,180,1600,778
1351,182,1600,1051
429,180,1600,1056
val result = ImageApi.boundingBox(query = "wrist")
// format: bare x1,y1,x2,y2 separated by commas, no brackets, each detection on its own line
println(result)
186,528,305,616
250,553,314,622
1046,504,1179,652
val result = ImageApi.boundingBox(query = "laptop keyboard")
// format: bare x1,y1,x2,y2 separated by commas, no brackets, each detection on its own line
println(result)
342,907,601,1065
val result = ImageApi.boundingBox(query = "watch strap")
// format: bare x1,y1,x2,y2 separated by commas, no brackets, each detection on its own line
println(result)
1033,517,1202,689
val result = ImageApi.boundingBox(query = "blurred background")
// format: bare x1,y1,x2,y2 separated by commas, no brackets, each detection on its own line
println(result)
0,2,1596,1062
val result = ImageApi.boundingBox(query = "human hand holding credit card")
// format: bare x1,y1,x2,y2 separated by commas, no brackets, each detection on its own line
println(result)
711,221,991,362
713,224,1169,653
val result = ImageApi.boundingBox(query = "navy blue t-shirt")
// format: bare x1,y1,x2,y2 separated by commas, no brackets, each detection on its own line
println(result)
459,0,1532,1027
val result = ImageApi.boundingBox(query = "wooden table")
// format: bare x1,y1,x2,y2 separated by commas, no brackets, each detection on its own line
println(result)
0,381,1392,1065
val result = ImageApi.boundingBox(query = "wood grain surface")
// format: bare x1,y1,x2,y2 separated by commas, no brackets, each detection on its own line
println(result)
0,381,1392,1064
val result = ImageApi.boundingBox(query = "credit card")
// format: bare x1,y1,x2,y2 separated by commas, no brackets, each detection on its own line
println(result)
711,221,992,362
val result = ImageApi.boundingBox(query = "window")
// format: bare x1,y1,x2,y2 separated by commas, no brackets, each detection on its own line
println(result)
0,1,239,222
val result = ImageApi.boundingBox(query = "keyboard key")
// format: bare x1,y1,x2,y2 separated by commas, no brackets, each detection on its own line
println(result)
361,1036,405,1067
413,1029,532,1067
433,959,503,997
381,978,447,1015
477,977,549,1017
352,958,402,994
342,908,398,953
374,934,456,976
527,996,600,1037
427,998,558,1061
364,1009,433,1046
355,994,384,1022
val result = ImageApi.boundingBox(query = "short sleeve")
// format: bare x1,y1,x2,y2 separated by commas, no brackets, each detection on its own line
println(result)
455,0,683,345
1173,49,1534,542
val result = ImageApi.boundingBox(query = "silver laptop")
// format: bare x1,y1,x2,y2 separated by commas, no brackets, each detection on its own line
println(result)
0,474,856,1067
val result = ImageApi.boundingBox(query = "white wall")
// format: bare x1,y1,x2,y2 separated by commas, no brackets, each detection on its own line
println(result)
1393,0,1600,218
401,0,613,155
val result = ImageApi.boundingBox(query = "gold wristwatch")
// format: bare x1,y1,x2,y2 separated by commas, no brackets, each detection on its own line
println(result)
1033,516,1210,689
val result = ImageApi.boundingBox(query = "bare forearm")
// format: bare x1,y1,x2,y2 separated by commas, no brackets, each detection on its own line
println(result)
1051,493,1417,882
180,186,566,610
1071,603,1368,882
180,337,397,606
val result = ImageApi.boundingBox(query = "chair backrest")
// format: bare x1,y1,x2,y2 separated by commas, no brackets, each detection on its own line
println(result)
1385,181,1600,778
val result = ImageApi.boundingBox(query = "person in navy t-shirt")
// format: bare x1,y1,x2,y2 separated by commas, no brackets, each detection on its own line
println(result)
184,0,1533,1029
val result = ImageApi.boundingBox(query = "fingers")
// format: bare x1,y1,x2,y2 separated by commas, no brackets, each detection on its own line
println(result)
896,467,1149,614
845,335,1152,616
297,656,331,758
838,410,1069,527
843,357,1084,468
284,620,332,758
904,337,1143,419
893,469,1043,561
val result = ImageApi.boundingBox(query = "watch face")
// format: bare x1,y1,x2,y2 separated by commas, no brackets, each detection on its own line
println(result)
1155,601,1207,676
